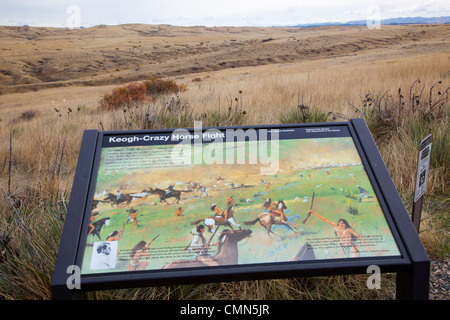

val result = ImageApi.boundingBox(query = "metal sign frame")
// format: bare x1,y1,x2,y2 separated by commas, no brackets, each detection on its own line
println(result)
51,118,429,299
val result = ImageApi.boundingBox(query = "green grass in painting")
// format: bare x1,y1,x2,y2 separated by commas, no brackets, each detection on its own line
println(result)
81,164,399,274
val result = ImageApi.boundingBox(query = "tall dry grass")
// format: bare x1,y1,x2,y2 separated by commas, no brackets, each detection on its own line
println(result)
0,51,448,299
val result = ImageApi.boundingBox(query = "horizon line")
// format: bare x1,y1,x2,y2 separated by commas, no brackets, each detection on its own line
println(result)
1,15,449,30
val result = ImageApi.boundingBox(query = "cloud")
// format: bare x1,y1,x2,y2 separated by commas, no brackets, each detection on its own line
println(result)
386,0,450,18
0,0,449,27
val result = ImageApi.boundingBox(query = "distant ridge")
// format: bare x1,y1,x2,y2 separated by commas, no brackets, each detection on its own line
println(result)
293,16,450,28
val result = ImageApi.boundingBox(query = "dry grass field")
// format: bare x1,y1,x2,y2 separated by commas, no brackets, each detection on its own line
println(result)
0,23,448,300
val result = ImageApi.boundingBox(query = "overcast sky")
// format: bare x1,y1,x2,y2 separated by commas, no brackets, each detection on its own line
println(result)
1,0,449,28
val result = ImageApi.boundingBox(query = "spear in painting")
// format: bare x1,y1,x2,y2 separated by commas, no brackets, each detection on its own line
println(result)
301,192,315,224
147,234,160,248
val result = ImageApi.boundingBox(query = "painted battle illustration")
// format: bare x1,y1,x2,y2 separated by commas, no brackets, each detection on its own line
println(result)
80,135,401,274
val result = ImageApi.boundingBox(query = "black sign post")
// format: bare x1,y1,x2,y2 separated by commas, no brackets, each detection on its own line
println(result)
52,119,429,300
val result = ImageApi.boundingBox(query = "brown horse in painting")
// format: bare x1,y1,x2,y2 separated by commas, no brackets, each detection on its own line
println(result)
244,200,298,238
143,187,192,204
102,193,135,207
161,229,252,269
191,205,240,233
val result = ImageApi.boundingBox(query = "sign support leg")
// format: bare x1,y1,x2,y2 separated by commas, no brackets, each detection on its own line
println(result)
411,196,424,233
396,260,430,300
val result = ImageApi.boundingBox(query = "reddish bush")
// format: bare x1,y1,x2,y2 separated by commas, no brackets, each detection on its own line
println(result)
143,77,186,97
99,82,151,110
99,78,186,110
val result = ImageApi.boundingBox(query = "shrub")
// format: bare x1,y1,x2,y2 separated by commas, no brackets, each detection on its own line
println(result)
106,96,194,131
18,110,39,122
143,77,186,98
200,92,247,127
350,79,449,139
98,78,187,110
279,104,329,124
98,82,150,110
402,116,449,171
347,205,359,215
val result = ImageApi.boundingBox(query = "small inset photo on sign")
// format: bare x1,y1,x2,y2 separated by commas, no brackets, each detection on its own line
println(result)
90,241,118,270
419,170,427,187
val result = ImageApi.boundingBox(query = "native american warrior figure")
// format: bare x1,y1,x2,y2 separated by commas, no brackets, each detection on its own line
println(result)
106,227,125,241
211,204,224,217
263,198,288,222
127,235,159,271
191,203,240,234
87,217,110,242
308,209,370,257
175,207,184,216
225,196,235,207
126,207,141,227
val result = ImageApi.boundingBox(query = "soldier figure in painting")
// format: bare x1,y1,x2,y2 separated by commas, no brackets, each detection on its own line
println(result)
357,185,373,202
165,184,175,196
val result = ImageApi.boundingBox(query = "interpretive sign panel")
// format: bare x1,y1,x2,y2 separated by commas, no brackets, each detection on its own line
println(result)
52,119,429,299
81,123,400,275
